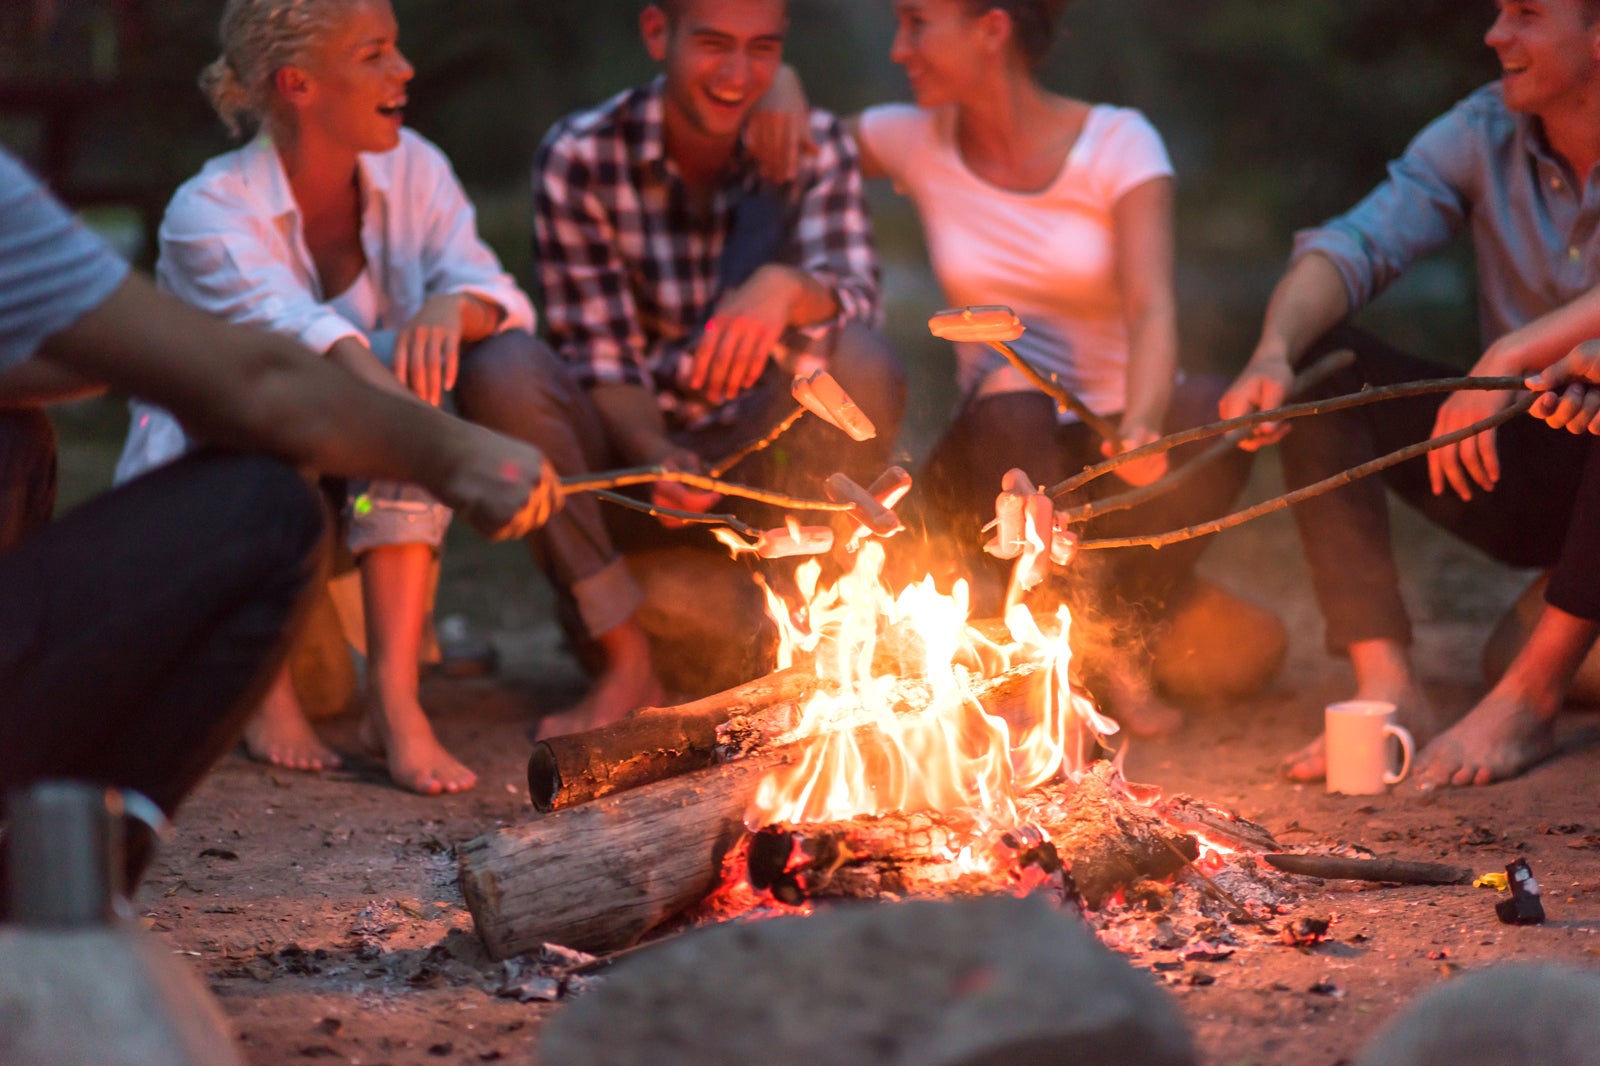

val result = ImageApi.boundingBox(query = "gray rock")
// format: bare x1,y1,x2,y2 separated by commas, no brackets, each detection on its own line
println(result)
1357,963,1600,1066
540,896,1196,1066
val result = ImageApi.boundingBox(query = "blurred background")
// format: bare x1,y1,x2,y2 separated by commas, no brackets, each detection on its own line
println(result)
1,0,1497,495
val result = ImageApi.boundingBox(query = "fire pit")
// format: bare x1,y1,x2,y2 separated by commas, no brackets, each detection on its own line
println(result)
455,540,1389,961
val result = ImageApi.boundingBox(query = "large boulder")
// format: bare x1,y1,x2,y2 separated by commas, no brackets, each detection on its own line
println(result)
540,896,1196,1066
1357,963,1600,1066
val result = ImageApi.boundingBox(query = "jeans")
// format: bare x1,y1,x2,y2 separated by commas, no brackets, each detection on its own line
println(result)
0,452,326,900
1282,326,1600,653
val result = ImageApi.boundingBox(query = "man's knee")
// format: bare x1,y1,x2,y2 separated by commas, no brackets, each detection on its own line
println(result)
459,329,574,411
828,323,906,433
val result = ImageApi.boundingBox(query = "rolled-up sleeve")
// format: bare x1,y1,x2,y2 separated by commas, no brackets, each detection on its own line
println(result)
793,112,881,330
532,131,649,388
157,185,364,356
1291,106,1474,312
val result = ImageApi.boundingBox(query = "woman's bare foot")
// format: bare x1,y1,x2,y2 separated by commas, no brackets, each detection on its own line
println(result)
359,694,477,796
1414,690,1558,788
243,671,342,771
1099,661,1184,739
534,620,663,741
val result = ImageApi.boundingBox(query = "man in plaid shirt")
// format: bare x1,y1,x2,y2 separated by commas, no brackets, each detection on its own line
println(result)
532,0,904,531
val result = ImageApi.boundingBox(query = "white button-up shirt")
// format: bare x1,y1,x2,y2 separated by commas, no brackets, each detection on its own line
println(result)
118,128,533,482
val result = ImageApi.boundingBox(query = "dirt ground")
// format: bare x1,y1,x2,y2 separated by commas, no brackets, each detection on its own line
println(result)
61,427,1597,1066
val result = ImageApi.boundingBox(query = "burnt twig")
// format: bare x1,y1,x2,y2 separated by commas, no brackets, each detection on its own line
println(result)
1263,853,1473,886
561,466,853,515
1057,349,1356,525
1049,373,1526,503
1072,393,1535,551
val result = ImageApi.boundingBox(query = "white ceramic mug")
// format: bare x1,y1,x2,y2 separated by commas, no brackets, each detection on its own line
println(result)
1325,700,1414,795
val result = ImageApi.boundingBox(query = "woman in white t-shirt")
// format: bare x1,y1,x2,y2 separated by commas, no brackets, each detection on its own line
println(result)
757,0,1254,734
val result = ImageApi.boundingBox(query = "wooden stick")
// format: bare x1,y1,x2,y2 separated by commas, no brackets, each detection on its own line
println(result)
708,405,807,478
589,489,760,537
1072,393,1534,551
1263,853,1473,886
1056,349,1357,525
982,339,1124,447
561,466,853,514
1049,374,1526,502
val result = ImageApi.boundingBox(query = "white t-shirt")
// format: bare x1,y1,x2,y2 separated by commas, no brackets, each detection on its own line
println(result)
858,102,1173,418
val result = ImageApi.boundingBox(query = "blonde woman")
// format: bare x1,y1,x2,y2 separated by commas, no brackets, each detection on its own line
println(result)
119,0,658,792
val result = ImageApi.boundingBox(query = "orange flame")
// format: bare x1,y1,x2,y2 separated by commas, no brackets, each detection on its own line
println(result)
746,542,1118,837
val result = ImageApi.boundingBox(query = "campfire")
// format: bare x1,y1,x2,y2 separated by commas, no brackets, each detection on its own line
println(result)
457,303,1488,964
458,531,1339,962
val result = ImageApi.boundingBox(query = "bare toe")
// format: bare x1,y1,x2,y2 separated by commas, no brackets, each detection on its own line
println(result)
243,717,341,772
1280,735,1326,782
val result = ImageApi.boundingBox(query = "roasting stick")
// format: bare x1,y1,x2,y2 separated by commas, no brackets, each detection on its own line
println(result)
560,466,855,514
1049,373,1528,503
587,489,761,536
928,305,1125,449
709,368,878,478
1072,392,1536,551
1055,348,1357,527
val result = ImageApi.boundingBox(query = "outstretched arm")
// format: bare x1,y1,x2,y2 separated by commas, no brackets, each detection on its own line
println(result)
1218,252,1351,450
1109,176,1177,486
36,273,557,540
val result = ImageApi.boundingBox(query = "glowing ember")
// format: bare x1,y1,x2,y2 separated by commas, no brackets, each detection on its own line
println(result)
744,542,1118,838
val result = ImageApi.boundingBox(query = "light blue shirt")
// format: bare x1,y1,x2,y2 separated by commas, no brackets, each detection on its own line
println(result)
0,147,128,373
1293,82,1600,348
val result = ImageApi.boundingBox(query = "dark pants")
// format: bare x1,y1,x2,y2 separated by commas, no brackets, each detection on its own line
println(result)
0,410,56,551
1283,326,1600,653
922,373,1253,620
0,451,326,900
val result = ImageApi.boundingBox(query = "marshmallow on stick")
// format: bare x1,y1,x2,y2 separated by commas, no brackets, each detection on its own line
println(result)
824,472,903,536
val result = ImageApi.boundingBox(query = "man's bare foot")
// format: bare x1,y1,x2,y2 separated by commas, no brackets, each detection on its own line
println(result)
1099,663,1184,739
534,620,663,741
359,695,477,796
1281,681,1440,783
243,674,342,771
1413,690,1558,788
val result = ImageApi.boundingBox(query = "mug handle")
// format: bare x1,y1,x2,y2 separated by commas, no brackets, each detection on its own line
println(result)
1383,724,1415,785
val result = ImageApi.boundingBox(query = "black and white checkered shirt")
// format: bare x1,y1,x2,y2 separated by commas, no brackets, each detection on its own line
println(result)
532,76,881,427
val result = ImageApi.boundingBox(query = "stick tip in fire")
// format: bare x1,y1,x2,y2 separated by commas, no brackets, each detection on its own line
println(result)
927,304,1026,343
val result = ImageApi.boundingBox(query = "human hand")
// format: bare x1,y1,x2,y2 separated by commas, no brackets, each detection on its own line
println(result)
687,266,794,404
1105,421,1168,486
1527,340,1600,434
1218,356,1294,451
745,64,816,185
650,447,723,528
395,295,464,406
445,427,563,541
1427,388,1515,499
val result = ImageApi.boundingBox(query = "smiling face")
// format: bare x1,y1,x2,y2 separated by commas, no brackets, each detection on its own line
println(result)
288,0,414,154
644,0,788,153
1485,0,1600,117
889,0,994,109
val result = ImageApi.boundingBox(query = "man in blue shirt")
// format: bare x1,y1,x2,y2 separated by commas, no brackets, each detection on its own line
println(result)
1221,0,1600,789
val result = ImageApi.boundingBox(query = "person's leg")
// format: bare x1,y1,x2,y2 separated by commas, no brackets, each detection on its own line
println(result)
1412,436,1600,786
1276,326,1585,778
0,410,56,552
355,542,476,794
453,331,659,734
0,452,325,890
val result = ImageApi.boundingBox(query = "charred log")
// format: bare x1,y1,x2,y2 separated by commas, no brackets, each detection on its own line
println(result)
526,665,818,812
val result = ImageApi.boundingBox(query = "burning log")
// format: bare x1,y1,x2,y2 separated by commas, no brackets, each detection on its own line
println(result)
749,765,1199,910
462,755,787,958
526,665,819,812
